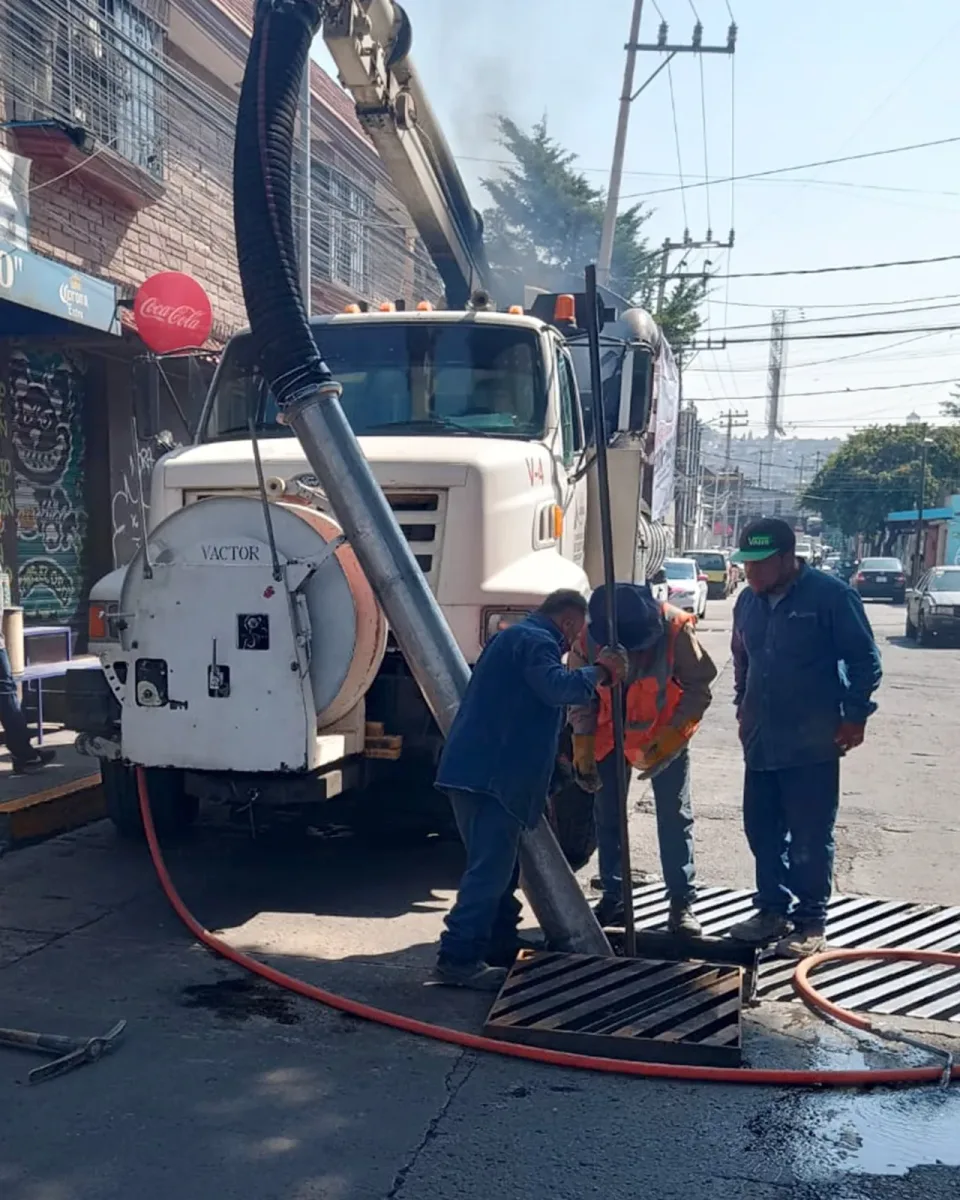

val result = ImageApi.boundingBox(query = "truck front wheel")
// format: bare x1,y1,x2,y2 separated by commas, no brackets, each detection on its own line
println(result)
101,762,198,839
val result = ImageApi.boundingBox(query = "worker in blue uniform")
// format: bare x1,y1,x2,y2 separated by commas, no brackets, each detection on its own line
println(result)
729,519,882,958
433,589,627,990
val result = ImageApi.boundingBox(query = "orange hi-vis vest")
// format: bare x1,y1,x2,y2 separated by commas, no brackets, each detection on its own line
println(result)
580,605,698,766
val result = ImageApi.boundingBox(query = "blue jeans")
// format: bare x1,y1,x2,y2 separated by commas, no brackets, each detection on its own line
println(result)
743,761,840,928
0,648,34,763
595,748,696,905
439,788,523,965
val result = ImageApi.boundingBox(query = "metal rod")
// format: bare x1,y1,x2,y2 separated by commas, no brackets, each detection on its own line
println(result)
248,416,283,582
284,385,611,957
597,0,645,286
584,264,636,958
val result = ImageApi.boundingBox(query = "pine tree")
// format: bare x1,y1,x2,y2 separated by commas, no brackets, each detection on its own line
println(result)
481,117,702,346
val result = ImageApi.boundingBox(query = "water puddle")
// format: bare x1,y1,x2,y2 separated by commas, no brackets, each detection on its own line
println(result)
748,1031,960,1180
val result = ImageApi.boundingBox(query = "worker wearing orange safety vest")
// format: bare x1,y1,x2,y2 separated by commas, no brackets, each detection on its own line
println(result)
568,583,717,933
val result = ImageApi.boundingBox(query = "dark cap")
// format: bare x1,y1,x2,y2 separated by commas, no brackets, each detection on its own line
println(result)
588,583,662,651
731,518,796,564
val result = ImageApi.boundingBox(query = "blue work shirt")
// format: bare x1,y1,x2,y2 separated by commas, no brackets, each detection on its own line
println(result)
732,565,882,772
436,613,602,828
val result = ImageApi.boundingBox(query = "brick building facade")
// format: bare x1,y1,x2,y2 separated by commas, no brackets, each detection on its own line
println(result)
0,0,438,640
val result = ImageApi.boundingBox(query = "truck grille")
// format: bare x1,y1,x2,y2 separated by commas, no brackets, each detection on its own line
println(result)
182,487,446,589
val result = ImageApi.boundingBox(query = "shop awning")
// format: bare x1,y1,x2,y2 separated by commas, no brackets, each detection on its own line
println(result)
0,238,119,335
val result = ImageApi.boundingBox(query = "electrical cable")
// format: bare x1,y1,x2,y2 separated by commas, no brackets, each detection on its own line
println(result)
698,53,712,234
678,252,960,282
620,133,960,201
685,377,960,401
666,58,690,230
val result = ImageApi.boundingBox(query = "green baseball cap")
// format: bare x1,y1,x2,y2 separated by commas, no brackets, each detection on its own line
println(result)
731,518,796,563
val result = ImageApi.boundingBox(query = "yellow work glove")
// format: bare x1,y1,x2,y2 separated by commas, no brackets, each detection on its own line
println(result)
637,726,688,778
572,734,602,794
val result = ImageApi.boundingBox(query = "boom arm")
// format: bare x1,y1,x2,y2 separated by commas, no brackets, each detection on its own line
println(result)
322,0,491,307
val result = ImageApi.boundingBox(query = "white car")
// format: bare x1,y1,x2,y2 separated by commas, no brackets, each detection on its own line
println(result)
664,557,708,619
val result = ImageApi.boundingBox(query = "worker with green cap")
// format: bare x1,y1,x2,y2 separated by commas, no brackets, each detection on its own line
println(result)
728,518,882,958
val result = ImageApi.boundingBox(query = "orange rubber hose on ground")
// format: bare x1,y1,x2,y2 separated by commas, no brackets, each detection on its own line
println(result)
137,768,959,1088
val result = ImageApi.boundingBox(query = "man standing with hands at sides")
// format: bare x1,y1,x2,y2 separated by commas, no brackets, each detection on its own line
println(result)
728,519,882,958
433,590,627,991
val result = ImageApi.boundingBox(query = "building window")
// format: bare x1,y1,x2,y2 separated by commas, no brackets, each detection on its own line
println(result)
311,162,372,295
6,0,164,179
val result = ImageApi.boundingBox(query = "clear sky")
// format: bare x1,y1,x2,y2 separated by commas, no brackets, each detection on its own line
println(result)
312,0,960,438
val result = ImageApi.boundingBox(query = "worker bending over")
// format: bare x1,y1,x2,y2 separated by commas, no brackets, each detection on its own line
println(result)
434,590,627,991
569,583,717,935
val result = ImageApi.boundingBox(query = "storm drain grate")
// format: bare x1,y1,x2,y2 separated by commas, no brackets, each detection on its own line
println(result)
621,885,960,1024
484,950,742,1067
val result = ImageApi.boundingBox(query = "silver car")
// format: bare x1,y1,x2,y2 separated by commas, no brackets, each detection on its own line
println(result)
905,567,960,645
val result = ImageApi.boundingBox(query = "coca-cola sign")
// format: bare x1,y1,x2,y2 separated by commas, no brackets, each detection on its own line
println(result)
133,271,213,354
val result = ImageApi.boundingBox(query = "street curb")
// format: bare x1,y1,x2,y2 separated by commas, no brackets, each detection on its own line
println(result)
0,774,105,848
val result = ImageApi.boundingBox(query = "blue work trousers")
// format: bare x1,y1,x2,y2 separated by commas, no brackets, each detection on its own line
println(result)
595,748,696,905
743,760,840,928
0,649,33,762
439,788,523,966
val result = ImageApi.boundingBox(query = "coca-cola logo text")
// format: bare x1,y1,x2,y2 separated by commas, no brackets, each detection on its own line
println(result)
138,298,205,330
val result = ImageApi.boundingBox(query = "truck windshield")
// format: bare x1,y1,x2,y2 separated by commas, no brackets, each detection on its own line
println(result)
201,320,548,441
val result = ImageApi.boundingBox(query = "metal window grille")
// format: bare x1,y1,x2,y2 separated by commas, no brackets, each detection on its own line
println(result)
3,0,165,179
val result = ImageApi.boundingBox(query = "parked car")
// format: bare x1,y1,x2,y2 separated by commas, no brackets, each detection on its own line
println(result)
664,557,708,618
850,557,907,604
905,566,960,645
685,550,732,599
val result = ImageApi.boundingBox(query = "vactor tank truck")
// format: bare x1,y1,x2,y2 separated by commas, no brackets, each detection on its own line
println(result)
65,0,677,865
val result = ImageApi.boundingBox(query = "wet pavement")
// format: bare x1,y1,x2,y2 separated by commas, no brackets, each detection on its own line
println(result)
1,594,959,1199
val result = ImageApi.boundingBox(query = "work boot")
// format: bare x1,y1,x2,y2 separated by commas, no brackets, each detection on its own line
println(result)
12,748,56,775
729,911,794,946
666,900,702,938
485,934,545,969
775,927,827,960
431,959,509,992
593,895,625,928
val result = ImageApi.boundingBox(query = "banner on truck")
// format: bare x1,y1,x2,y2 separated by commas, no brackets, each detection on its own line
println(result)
650,339,680,523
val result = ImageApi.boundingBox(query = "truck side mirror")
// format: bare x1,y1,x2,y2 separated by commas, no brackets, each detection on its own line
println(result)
616,346,656,435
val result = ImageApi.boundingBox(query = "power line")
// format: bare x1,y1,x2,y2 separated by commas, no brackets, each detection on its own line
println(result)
676,251,960,281
699,299,960,335
717,291,960,310
685,377,959,401
695,323,960,347
619,132,960,200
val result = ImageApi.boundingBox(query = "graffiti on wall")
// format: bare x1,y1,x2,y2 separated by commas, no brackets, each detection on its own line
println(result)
7,349,88,626
111,438,157,567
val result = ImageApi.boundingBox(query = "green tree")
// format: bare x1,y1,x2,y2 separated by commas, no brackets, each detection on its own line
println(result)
800,424,960,543
481,117,702,346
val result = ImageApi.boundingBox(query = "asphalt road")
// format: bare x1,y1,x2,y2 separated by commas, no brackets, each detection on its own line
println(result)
2,591,960,1200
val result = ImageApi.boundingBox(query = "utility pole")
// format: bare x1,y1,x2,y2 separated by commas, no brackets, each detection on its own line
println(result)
720,409,748,544
914,433,934,583
656,233,735,316
598,0,645,286
597,10,737,286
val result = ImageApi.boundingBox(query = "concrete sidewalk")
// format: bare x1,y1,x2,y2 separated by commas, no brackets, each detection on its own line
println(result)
0,729,104,848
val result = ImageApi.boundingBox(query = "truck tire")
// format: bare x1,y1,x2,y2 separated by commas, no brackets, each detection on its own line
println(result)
547,782,598,872
102,762,198,840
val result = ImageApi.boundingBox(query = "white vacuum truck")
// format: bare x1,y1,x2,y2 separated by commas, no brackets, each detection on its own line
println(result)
66,0,678,864
69,298,673,855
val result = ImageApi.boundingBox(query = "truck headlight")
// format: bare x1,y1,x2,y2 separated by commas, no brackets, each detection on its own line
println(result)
482,608,530,644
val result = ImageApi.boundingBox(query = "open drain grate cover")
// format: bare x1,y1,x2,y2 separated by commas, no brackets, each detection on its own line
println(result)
484,950,742,1067
620,885,960,1025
